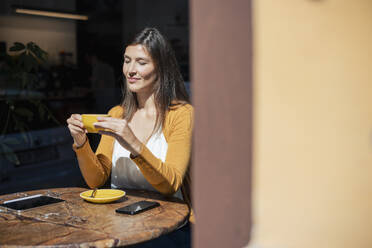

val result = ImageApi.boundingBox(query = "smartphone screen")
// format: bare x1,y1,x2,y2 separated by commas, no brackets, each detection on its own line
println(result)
115,200,160,215
1,195,65,211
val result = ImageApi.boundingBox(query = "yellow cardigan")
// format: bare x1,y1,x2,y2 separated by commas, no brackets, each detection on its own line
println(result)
73,104,194,222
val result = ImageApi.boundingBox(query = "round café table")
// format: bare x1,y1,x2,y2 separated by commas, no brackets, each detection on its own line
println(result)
0,187,189,247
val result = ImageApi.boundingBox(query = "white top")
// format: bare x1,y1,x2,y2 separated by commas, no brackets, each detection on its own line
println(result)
111,129,183,199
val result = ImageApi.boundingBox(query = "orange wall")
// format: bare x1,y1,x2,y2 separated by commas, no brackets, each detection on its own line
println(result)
250,0,372,247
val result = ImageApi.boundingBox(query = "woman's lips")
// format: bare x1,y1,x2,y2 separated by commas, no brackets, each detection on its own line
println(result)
127,77,140,83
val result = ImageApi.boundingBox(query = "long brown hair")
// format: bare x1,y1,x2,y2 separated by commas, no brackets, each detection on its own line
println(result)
121,27,189,133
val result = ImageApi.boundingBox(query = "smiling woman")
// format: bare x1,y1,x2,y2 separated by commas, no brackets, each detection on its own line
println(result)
123,45,157,93
66,27,192,247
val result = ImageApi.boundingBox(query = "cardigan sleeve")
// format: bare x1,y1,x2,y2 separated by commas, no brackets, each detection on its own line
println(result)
72,106,120,189
131,104,193,195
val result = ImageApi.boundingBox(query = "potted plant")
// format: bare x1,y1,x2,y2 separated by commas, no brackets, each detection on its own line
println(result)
0,42,58,180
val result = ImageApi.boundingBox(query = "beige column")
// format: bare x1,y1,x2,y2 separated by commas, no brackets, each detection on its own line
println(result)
250,1,372,248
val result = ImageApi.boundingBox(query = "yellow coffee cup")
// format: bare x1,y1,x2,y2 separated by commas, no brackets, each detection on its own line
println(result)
81,114,110,133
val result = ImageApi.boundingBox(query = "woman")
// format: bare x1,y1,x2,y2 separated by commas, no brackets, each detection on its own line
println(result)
66,27,193,246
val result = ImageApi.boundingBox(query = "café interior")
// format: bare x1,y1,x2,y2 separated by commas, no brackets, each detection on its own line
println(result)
1,0,372,247
0,0,189,195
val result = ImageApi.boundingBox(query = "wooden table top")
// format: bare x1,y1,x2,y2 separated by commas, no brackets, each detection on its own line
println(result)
0,187,189,247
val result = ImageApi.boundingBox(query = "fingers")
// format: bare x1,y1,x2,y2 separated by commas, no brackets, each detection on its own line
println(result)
97,116,122,122
67,114,84,129
67,114,87,138
66,114,82,123
92,122,111,130
93,119,127,132
71,114,82,121
68,124,85,134
68,124,87,147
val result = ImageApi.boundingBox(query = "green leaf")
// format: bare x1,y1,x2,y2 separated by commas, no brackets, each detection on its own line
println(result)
31,43,46,55
19,52,38,72
27,42,48,62
9,42,25,52
26,42,35,50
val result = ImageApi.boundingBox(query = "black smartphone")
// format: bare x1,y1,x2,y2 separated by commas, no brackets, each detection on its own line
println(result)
1,194,65,211
115,200,160,215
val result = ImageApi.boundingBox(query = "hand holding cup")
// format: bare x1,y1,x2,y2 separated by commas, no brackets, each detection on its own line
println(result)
81,114,110,133
66,114,87,147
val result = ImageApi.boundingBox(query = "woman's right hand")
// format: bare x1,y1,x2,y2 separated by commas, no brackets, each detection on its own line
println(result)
67,114,87,148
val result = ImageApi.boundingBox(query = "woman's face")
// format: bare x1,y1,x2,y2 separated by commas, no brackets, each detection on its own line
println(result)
123,44,157,94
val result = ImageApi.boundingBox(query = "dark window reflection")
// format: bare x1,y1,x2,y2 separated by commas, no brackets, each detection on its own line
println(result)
0,0,189,194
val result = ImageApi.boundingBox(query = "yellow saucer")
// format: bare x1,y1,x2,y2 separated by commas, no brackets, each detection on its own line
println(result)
80,189,126,203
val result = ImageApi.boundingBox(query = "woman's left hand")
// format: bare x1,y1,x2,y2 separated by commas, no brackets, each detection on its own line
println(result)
94,117,142,156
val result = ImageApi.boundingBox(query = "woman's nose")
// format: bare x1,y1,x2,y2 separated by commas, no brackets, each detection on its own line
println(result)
127,63,137,77
128,71,136,77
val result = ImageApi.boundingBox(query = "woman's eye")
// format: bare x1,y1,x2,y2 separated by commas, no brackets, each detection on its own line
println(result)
124,60,130,64
138,61,147,65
